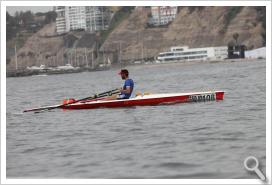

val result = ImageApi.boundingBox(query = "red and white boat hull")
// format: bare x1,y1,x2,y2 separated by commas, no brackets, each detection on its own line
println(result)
62,91,224,110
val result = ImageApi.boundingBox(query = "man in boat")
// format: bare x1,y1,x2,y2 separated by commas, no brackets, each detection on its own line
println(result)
100,69,134,100
117,69,134,99
102,69,134,100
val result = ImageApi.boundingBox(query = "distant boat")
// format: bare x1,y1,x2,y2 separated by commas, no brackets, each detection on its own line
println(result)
134,61,142,64
106,57,111,67
27,66,40,70
56,64,76,70
27,65,49,71
32,74,48,77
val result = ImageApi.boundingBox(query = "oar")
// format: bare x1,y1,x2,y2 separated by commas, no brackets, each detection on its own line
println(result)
23,88,120,113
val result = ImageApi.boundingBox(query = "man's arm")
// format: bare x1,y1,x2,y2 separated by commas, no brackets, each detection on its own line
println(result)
120,86,131,94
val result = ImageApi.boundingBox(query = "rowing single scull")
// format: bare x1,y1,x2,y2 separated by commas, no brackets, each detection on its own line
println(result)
62,91,224,110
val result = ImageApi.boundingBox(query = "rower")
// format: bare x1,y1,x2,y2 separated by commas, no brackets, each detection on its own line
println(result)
118,69,134,99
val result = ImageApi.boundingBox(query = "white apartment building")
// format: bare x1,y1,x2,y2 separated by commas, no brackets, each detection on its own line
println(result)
149,6,178,26
245,47,266,59
55,6,110,34
55,6,67,33
68,6,87,31
86,7,110,32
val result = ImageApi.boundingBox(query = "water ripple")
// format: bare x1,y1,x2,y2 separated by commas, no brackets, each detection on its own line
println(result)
7,60,266,178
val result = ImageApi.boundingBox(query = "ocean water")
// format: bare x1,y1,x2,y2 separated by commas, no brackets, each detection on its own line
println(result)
6,60,266,178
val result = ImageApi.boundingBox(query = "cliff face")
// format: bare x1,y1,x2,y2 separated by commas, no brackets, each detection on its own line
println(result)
8,23,65,70
7,23,97,71
8,6,265,70
102,6,265,61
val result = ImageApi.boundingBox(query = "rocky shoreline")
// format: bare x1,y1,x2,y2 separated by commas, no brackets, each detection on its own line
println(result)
6,58,265,78
6,66,110,77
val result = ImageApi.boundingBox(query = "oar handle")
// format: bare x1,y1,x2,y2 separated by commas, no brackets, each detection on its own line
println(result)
58,88,120,108
79,88,120,102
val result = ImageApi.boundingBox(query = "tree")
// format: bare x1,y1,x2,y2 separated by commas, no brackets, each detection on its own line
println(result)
6,12,18,40
233,33,239,45
21,11,34,25
227,40,235,47
44,11,57,24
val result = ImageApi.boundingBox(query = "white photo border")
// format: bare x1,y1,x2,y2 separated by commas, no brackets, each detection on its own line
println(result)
1,1,271,184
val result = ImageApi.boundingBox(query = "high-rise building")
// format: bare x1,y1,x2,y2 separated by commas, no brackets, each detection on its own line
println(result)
55,6,67,33
86,7,110,32
149,6,178,26
68,6,87,31
55,6,110,34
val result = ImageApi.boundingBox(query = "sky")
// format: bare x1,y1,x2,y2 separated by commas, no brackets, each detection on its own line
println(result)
6,6,53,16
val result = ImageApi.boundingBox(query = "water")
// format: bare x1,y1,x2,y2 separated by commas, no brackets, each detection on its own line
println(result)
6,60,266,178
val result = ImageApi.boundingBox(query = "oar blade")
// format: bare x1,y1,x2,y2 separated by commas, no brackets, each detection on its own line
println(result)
23,104,61,113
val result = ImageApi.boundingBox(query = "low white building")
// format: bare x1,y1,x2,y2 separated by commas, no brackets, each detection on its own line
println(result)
157,46,228,62
245,47,266,59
